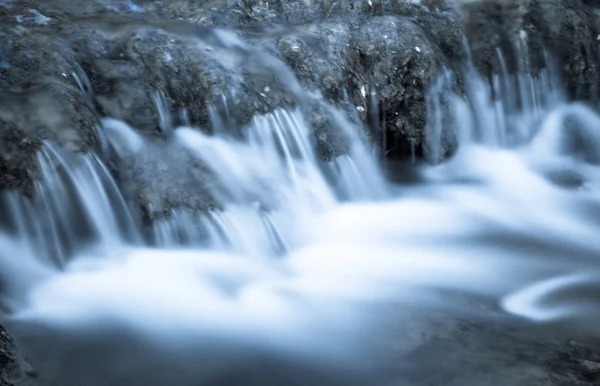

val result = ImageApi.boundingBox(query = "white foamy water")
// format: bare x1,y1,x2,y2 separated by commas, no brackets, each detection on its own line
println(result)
1,52,600,385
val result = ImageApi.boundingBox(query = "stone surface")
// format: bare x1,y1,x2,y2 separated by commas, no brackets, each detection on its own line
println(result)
0,326,17,386
457,0,600,101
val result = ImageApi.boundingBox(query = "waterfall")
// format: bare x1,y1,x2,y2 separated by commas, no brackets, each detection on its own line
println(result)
2,45,600,386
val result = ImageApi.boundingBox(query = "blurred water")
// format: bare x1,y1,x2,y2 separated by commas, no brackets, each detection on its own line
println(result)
1,47,600,385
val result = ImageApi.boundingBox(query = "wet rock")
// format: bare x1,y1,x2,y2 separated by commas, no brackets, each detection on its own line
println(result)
0,0,151,21
118,146,218,222
0,20,102,194
302,99,353,160
272,21,354,101
86,59,159,137
546,339,600,384
525,0,600,101
0,83,100,194
243,3,465,159
347,15,450,157
0,117,41,194
0,0,467,173
0,26,100,194
580,359,600,374
101,118,219,221
457,0,600,101
76,25,300,136
0,325,18,386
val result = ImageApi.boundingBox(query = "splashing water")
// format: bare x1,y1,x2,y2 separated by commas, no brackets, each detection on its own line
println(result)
2,46,600,385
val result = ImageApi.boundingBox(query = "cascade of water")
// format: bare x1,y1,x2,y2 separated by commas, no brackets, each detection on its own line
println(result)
150,106,388,252
425,50,565,162
2,34,600,386
0,143,141,268
419,49,600,325
152,91,174,134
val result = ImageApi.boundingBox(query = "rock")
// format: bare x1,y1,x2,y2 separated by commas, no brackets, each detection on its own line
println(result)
457,0,600,101
0,86,99,196
244,1,465,159
302,98,353,160
1,0,600,174
525,0,600,101
101,118,219,222
580,359,600,374
271,21,354,101
545,339,600,384
75,23,301,135
0,79,100,195
346,14,452,157
0,325,18,386
0,16,102,194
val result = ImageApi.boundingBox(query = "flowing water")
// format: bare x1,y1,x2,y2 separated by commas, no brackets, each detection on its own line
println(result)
1,37,600,385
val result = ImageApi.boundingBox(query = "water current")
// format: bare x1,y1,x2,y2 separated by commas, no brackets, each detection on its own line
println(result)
0,35,600,385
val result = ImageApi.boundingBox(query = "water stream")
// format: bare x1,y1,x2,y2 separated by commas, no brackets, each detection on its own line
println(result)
1,41,600,385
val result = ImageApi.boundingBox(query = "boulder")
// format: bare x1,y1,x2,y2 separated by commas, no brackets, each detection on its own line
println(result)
0,26,100,194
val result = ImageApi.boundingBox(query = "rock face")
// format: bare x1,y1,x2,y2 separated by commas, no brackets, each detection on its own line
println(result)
457,0,600,101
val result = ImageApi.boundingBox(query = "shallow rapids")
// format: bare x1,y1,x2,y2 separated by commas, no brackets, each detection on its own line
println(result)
1,51,600,385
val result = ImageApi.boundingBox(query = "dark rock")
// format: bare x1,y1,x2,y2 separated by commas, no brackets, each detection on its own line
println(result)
525,0,600,101
458,0,600,101
77,24,301,136
0,117,41,194
0,83,100,194
302,99,353,161
0,325,18,386
0,17,102,194
347,14,450,157
271,21,354,101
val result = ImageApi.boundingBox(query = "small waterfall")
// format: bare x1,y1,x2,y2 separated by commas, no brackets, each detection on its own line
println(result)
424,50,565,163
0,143,141,267
152,91,174,134
3,39,600,386
0,100,388,265
147,107,388,251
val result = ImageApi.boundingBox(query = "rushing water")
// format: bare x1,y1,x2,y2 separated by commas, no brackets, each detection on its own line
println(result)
2,41,600,384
